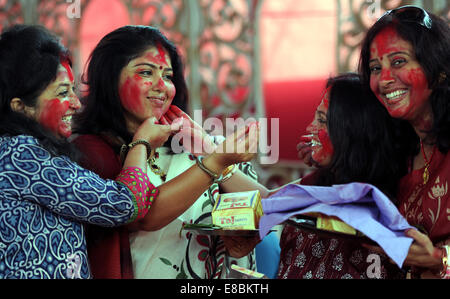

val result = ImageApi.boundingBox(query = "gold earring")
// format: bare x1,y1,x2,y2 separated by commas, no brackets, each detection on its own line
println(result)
439,72,447,84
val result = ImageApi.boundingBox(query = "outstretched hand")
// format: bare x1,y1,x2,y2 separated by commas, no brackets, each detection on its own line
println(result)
210,121,259,167
161,105,216,156
134,116,182,149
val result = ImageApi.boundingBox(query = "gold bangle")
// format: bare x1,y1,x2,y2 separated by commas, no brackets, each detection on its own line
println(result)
221,164,235,176
220,164,237,183
440,245,450,279
120,140,152,162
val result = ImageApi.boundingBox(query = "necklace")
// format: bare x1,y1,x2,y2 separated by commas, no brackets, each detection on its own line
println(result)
420,140,436,185
148,149,167,181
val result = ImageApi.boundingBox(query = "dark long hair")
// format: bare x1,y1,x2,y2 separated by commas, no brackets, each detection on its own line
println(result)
73,25,188,145
0,24,79,160
359,11,450,154
314,74,412,200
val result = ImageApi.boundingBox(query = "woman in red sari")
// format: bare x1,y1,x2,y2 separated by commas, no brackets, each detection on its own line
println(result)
358,6,450,278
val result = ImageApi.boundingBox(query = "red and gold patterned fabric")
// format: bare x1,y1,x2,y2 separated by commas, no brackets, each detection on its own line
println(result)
397,149,450,278
397,149,449,244
277,172,406,279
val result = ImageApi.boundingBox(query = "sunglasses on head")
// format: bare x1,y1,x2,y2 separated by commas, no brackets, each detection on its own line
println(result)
378,5,432,29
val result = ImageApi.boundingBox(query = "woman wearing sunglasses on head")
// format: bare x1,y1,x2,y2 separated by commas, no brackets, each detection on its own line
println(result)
359,5,450,279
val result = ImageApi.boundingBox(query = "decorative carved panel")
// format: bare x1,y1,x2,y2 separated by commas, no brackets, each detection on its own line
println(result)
2,1,447,187
337,0,450,73
0,0,263,121
0,0,269,177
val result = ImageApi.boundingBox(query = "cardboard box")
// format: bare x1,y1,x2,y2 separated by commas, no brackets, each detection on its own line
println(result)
212,190,263,230
228,264,268,279
306,212,357,235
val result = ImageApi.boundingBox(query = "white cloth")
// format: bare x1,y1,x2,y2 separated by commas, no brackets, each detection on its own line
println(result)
129,147,256,278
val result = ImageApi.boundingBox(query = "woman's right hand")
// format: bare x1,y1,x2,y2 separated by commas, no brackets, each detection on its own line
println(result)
221,235,261,258
202,122,259,173
297,134,315,167
133,116,183,149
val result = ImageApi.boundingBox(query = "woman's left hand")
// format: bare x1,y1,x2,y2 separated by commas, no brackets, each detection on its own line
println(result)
221,235,261,258
401,229,443,269
161,105,217,156
363,229,443,270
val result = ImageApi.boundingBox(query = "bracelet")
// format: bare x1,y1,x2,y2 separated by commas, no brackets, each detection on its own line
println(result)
220,164,237,183
120,139,152,162
196,156,224,183
440,245,450,279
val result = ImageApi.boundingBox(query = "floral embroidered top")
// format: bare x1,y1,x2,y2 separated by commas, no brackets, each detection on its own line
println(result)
397,149,449,244
130,147,257,279
73,134,257,279
0,135,157,279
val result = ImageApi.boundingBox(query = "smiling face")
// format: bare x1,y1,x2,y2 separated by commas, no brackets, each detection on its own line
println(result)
369,26,432,123
32,62,81,138
118,44,176,130
306,90,334,167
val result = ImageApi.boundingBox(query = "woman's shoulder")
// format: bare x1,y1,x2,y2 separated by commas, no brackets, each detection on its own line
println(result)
71,134,118,155
71,133,108,146
0,134,41,148
71,134,122,179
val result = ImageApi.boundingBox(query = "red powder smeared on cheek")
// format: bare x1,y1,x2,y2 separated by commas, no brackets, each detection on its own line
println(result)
406,68,429,100
60,60,74,82
392,67,431,120
119,77,144,114
317,129,334,161
39,99,70,136
134,74,142,82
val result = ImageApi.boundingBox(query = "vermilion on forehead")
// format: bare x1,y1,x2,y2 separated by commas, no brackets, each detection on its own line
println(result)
315,88,330,111
143,43,170,68
322,101,329,110
370,26,411,58
60,60,74,82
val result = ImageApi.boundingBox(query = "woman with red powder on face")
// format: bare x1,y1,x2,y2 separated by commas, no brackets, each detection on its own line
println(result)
72,26,260,279
0,25,170,278
271,74,409,279
358,5,450,279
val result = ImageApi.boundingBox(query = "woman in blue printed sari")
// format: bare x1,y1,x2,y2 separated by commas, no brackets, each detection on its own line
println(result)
0,25,254,278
